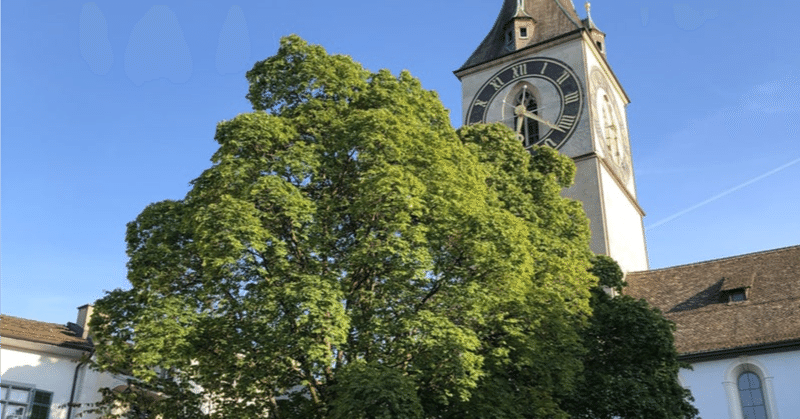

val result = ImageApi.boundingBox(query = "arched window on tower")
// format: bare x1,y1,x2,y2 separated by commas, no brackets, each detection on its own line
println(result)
513,86,540,148
738,372,768,419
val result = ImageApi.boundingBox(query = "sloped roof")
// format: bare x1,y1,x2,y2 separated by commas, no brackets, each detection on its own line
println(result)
458,0,583,71
0,314,93,352
625,245,800,357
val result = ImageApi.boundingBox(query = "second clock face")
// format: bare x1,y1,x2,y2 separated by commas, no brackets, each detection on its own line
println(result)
466,58,583,150
589,68,632,185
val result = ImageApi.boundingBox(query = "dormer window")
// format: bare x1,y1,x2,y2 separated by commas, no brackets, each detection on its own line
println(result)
505,29,514,51
719,274,754,304
520,27,528,38
729,289,747,302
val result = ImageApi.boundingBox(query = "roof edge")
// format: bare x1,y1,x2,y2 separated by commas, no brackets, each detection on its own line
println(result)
629,244,800,274
679,338,800,363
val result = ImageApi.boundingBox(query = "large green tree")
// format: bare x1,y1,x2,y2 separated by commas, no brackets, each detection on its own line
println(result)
90,35,595,419
563,256,699,419
91,35,696,419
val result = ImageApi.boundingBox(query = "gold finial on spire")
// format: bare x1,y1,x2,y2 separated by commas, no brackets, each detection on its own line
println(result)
584,1,598,30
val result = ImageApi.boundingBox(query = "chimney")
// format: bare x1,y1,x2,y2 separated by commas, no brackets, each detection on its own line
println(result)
76,304,94,340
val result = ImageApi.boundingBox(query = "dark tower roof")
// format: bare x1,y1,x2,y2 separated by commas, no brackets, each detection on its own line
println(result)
459,0,583,71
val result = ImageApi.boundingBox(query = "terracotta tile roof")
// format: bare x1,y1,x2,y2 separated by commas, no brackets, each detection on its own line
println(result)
0,314,93,352
625,245,800,356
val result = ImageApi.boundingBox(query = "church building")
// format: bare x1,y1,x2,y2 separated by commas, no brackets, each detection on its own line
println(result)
455,1,800,418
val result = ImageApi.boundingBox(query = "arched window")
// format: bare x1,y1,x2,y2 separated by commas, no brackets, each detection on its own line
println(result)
738,372,767,419
724,360,777,419
511,84,540,148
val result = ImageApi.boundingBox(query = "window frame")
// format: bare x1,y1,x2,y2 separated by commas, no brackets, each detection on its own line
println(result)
723,359,778,419
738,371,767,418
0,382,52,419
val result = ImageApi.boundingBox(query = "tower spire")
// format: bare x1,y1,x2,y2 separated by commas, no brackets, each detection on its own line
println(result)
458,0,583,71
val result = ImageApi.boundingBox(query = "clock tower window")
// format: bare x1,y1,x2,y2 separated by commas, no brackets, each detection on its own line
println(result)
511,84,540,148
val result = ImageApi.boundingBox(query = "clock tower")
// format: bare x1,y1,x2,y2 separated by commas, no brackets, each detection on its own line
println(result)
455,0,648,272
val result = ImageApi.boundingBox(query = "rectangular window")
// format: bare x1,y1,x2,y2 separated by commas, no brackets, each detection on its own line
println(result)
0,383,52,419
730,290,746,302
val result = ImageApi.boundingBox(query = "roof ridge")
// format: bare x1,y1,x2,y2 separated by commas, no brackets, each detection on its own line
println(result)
630,244,800,273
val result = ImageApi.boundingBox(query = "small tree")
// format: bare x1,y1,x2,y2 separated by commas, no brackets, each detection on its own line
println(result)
90,35,597,419
563,255,700,419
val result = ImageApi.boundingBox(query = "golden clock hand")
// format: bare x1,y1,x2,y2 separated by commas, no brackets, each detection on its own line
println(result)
523,110,565,132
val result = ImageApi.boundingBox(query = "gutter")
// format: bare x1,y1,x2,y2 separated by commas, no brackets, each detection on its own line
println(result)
679,339,800,363
67,347,95,419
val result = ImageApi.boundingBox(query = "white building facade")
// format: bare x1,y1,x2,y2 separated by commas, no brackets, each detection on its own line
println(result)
679,353,800,419
627,245,800,419
1,306,126,419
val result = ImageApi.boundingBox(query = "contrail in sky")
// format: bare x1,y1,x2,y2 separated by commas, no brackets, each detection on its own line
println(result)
646,156,800,231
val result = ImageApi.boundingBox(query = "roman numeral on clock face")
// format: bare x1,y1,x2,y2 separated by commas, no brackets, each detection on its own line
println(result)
473,99,488,108
564,91,579,104
557,114,577,130
512,64,527,78
556,71,570,85
541,137,558,148
488,76,505,90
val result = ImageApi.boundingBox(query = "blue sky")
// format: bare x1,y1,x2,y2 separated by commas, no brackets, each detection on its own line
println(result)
3,0,799,325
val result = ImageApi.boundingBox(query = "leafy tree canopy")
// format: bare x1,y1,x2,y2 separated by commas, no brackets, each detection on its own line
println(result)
563,255,700,419
90,35,688,419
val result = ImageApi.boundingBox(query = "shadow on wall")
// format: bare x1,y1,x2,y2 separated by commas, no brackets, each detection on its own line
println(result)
2,357,82,417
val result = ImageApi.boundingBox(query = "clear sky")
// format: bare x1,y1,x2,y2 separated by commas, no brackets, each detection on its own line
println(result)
3,0,799,325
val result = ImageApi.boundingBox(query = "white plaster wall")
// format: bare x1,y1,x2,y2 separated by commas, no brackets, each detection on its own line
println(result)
1,347,78,419
681,352,800,419
599,165,648,272
1,346,126,419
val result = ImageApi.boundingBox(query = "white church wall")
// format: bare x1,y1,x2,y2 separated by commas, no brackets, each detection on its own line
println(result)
680,351,800,419
598,164,648,272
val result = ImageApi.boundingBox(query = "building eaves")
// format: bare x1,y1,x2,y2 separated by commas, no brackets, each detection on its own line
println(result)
0,314,94,352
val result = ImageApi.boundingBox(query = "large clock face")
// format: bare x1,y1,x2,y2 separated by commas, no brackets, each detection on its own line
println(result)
466,58,583,150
